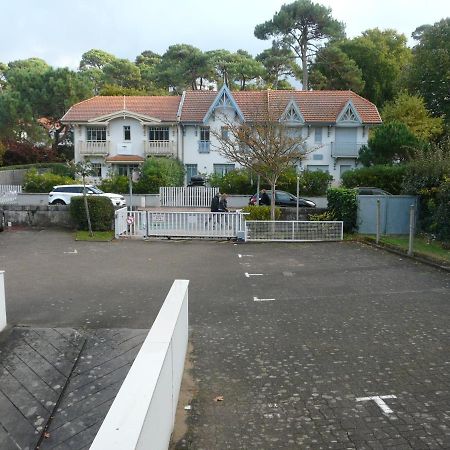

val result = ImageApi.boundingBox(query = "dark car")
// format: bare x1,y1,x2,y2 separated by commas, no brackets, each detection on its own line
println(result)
355,187,392,195
249,190,316,207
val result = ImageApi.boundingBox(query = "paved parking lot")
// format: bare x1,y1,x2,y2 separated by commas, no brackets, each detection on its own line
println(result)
0,229,449,449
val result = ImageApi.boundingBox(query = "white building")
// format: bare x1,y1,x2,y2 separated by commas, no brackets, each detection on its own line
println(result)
61,85,382,184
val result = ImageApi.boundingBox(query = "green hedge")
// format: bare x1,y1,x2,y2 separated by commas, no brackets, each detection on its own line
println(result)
242,205,281,220
341,165,407,194
98,175,129,194
327,188,357,232
208,169,254,194
23,168,75,193
434,180,450,242
69,196,115,231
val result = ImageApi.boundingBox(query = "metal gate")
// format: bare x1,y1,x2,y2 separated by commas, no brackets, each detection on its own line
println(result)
245,220,343,242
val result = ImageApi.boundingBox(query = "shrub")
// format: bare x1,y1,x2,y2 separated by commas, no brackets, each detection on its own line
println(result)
434,180,450,242
309,210,336,221
242,205,281,220
327,188,357,232
341,165,407,194
133,157,184,194
277,168,333,196
69,196,115,231
208,169,254,194
98,175,129,194
23,168,74,192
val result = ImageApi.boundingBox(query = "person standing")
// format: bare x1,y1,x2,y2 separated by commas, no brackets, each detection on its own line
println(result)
210,192,220,212
219,193,229,212
260,189,271,206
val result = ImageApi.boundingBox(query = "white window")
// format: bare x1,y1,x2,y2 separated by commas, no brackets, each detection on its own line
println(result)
186,164,198,183
315,127,322,143
149,127,169,141
86,127,106,142
123,126,131,141
214,164,235,176
91,163,102,177
200,127,210,142
221,127,229,140
307,165,329,173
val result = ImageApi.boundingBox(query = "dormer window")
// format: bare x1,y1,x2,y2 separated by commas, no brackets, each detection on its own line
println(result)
123,126,131,141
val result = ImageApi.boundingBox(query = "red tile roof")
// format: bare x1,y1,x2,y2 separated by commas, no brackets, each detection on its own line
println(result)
62,96,181,122
62,90,381,125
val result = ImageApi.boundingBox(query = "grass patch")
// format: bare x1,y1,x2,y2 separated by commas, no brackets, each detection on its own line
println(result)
75,230,114,241
358,234,449,264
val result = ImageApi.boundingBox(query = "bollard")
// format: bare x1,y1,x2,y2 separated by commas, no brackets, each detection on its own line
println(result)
296,176,300,221
0,271,6,332
408,204,415,256
376,199,381,244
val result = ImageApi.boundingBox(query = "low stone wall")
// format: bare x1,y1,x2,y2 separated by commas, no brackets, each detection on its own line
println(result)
280,207,328,221
1,205,74,229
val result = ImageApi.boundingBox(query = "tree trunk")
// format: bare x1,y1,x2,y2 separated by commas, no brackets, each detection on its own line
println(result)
270,183,276,221
301,38,308,90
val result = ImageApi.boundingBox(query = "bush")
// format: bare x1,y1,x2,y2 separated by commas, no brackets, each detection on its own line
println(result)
69,196,115,231
327,188,357,232
309,210,336,221
23,168,74,193
434,180,450,242
208,169,254,194
98,175,129,194
242,205,281,220
277,168,333,196
341,165,407,194
134,157,184,194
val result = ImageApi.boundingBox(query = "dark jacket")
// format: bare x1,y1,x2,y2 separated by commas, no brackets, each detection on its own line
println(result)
211,194,220,212
260,192,271,206
219,197,228,212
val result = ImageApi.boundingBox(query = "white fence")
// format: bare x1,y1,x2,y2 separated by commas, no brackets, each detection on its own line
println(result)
90,279,189,450
0,185,22,205
160,186,219,207
245,220,343,242
116,210,246,239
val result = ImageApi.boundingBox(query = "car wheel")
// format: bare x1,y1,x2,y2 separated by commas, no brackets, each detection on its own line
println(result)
52,200,66,205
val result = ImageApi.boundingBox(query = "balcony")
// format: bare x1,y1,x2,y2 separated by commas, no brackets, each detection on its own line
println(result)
331,141,365,158
144,140,176,156
79,141,110,155
198,141,211,153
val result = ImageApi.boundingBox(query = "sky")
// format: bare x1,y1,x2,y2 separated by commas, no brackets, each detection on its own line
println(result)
1,0,448,69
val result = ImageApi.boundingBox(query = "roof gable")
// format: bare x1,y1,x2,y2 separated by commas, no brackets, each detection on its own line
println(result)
336,100,362,125
279,99,305,125
88,109,161,124
203,85,244,122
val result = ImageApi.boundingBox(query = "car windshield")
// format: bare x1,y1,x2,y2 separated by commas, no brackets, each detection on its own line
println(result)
88,186,104,194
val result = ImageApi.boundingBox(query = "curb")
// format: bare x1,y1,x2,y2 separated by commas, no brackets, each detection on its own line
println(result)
357,238,450,273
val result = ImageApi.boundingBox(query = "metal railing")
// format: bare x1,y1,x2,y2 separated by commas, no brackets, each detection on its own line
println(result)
245,220,343,242
160,186,219,207
144,140,176,156
198,140,210,153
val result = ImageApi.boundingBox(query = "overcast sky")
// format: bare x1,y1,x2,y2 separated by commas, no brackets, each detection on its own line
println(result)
1,0,448,68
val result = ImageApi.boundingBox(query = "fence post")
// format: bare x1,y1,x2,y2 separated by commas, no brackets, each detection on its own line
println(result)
0,271,6,332
376,199,381,244
408,204,415,256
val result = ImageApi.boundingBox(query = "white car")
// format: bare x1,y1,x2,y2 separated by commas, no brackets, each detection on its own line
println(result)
48,185,126,207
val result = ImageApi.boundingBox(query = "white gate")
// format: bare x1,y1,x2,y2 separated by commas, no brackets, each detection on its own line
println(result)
160,187,219,207
0,185,22,205
245,221,343,242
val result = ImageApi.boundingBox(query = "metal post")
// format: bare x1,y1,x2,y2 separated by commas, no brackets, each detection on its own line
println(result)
0,271,6,332
296,176,300,221
128,167,133,212
408,204,415,256
256,175,260,206
376,199,381,244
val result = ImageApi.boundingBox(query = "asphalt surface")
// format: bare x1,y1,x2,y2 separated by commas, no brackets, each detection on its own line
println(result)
0,229,449,449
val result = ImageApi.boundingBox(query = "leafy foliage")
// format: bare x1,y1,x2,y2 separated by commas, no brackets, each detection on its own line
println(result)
134,157,184,194
327,188,357,232
242,205,281,220
434,179,450,242
23,168,74,193
69,196,114,231
277,169,333,196
98,175,129,194
208,169,254,195
2,140,62,166
341,165,407,194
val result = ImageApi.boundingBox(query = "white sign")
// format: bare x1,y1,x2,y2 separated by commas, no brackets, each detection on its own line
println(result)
127,216,134,225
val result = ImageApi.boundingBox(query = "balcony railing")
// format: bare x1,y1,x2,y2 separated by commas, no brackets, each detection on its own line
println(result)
144,140,176,156
79,141,110,155
331,141,365,158
198,140,211,153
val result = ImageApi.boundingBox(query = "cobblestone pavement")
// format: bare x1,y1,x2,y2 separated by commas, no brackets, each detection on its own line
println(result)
181,243,450,449
1,230,449,449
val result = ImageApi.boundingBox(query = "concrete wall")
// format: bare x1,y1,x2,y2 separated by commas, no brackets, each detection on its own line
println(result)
90,279,189,450
1,205,74,228
0,272,6,333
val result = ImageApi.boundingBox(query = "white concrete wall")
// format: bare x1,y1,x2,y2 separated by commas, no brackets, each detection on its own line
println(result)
0,271,6,332
90,279,189,450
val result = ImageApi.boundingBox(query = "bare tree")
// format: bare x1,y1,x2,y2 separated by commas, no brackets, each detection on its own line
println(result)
211,109,309,220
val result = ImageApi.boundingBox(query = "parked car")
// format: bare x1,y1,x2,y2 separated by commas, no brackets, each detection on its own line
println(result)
48,185,126,207
355,187,392,195
249,190,316,207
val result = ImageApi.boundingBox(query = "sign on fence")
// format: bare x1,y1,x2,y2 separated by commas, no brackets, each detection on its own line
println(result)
0,185,22,205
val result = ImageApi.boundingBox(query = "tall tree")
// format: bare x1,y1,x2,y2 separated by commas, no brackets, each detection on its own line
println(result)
309,44,365,92
407,19,450,125
102,58,142,89
381,92,444,141
340,29,412,107
79,49,116,70
230,50,265,90
206,49,235,86
256,45,296,89
254,0,345,89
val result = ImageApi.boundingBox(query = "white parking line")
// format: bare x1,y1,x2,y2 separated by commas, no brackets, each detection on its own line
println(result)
253,296,275,302
64,249,78,254
356,395,397,415
245,273,263,278
238,254,254,258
